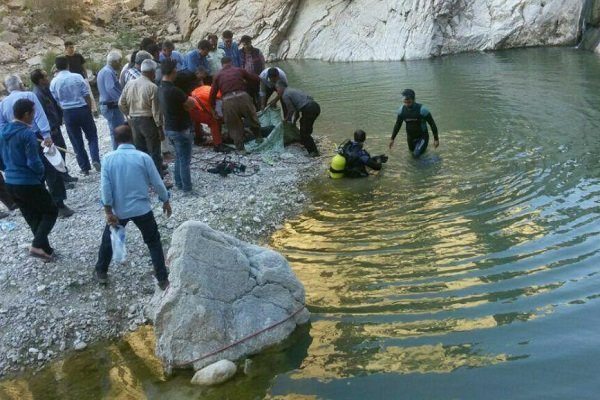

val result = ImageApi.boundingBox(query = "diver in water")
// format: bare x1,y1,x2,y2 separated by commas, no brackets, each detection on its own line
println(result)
329,129,388,179
388,89,439,157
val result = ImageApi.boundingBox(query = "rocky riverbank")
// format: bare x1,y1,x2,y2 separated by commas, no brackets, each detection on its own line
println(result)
0,117,323,378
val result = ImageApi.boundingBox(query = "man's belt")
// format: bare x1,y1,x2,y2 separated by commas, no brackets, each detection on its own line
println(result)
222,91,246,100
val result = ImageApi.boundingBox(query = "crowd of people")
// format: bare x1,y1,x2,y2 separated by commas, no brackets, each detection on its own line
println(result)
0,31,323,290
0,31,440,291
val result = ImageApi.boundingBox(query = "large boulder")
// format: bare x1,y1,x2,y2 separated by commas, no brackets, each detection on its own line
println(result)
148,221,310,371
0,42,20,64
143,0,168,14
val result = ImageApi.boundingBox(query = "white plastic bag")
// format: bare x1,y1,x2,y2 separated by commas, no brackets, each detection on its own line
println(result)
110,225,127,264
43,144,66,173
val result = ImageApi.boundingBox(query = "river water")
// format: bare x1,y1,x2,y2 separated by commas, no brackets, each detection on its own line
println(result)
2,48,600,399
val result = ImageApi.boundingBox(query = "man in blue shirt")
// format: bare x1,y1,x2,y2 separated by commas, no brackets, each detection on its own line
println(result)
219,30,242,67
97,50,126,150
50,56,100,175
160,41,185,71
184,40,211,75
0,99,58,261
95,125,172,290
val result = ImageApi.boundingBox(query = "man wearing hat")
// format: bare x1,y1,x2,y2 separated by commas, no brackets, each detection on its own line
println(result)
389,89,439,158
119,59,165,179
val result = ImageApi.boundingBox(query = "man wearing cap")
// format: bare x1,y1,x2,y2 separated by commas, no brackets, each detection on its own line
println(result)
209,56,262,153
122,51,153,87
119,59,164,178
389,89,439,158
276,81,320,157
97,50,126,150
258,67,288,112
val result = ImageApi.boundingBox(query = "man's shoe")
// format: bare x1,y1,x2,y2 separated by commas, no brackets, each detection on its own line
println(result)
63,174,79,183
58,205,75,218
95,271,108,285
158,279,170,291
92,162,101,172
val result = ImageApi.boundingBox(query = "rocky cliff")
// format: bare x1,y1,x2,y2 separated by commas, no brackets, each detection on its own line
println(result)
162,0,584,61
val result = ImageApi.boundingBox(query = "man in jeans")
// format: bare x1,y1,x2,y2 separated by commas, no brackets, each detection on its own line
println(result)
97,50,126,150
119,59,164,177
158,60,195,194
0,99,58,261
95,125,171,290
50,56,100,175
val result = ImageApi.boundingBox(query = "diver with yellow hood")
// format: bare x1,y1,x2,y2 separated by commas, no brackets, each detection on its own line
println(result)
329,130,388,179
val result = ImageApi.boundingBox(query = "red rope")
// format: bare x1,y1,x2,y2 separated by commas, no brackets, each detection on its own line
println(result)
169,306,307,368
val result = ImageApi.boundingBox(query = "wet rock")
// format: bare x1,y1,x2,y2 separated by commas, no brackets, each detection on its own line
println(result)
190,360,237,386
148,222,310,371
73,340,87,351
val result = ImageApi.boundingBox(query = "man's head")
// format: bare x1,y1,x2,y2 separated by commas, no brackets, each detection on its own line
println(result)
140,37,156,52
146,43,160,60
221,56,232,67
30,69,50,87
354,129,367,143
240,35,252,49
161,41,174,58
4,74,25,93
267,67,280,83
64,40,75,56
13,98,35,124
141,59,157,80
197,40,211,57
401,89,415,107
275,80,288,96
55,56,69,72
207,34,218,50
222,30,234,47
161,59,178,80
106,50,122,70
135,50,152,68
114,124,133,145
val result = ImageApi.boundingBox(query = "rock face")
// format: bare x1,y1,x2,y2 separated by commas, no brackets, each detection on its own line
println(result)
148,221,310,371
171,0,584,61
0,42,20,64
579,0,600,53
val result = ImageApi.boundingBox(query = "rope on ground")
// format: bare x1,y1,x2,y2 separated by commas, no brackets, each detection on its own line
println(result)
168,306,306,368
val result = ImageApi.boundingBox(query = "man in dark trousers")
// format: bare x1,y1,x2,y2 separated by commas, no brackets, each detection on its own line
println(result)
95,125,171,290
0,99,58,261
209,56,262,153
276,81,321,157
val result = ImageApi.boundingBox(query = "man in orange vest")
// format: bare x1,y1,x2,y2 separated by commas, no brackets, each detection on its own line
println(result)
189,68,230,152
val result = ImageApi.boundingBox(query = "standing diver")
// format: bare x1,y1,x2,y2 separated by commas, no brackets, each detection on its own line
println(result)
388,89,439,157
329,129,388,179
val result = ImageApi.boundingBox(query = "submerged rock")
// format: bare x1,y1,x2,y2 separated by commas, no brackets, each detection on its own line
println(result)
190,360,237,386
148,221,310,371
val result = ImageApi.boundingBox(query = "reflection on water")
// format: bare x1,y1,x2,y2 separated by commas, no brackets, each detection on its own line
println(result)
3,48,600,399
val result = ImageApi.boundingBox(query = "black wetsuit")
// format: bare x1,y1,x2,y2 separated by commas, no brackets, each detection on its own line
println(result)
391,103,438,157
343,141,384,178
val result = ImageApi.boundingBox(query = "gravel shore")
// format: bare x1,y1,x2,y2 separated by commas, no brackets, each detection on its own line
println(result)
0,117,322,377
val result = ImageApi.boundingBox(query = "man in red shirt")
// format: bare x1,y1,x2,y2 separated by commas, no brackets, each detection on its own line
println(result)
209,56,262,153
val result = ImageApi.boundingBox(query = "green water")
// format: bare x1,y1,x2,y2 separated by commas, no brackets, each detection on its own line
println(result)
3,48,600,399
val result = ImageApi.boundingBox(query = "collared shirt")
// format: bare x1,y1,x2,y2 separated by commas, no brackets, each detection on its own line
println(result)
119,75,162,127
207,48,225,75
184,50,210,74
259,67,288,97
241,47,265,75
218,41,241,67
32,85,62,130
97,64,122,104
282,87,313,116
0,90,51,138
159,51,186,71
122,67,141,87
50,70,89,110
101,143,168,219
209,64,259,107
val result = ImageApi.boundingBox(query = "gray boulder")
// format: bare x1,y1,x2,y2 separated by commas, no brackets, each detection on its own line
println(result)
147,221,310,371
